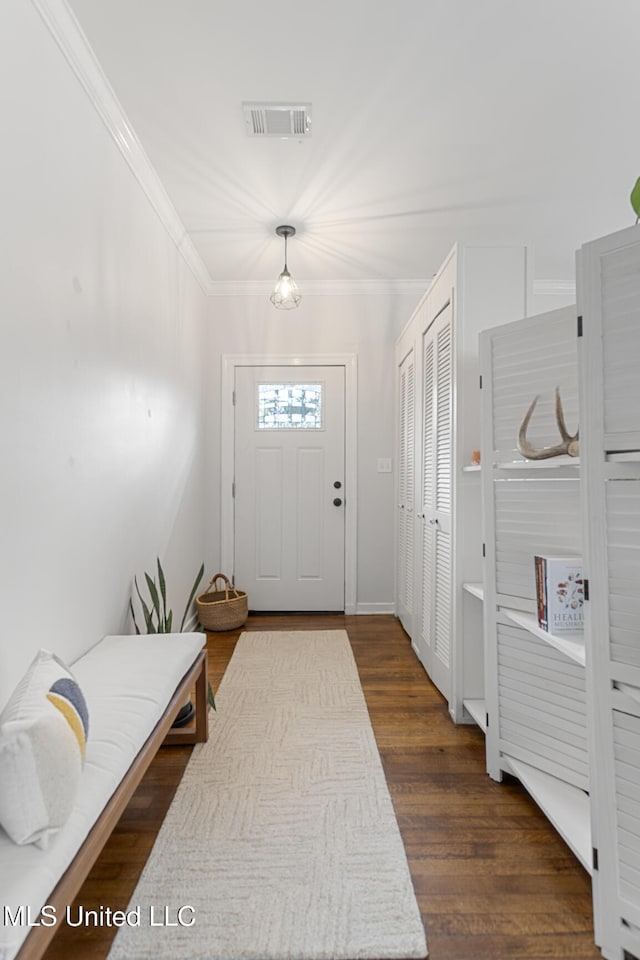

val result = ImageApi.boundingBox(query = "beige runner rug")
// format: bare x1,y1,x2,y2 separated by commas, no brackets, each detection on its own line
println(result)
108,630,427,960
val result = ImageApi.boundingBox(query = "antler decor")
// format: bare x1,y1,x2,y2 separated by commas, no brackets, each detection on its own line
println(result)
517,387,579,460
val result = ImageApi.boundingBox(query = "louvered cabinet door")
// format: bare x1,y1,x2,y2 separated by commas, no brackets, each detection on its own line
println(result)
606,483,640,941
493,477,581,605
611,691,640,942
580,226,640,452
397,350,415,634
417,335,435,668
419,304,453,700
480,308,589,866
497,619,588,789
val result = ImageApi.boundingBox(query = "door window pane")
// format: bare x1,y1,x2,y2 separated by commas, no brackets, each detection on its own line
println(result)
257,383,323,429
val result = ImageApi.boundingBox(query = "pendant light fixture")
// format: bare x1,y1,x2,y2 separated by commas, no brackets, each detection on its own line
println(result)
270,225,301,309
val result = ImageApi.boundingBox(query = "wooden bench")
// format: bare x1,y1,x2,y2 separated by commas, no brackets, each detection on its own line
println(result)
0,634,209,960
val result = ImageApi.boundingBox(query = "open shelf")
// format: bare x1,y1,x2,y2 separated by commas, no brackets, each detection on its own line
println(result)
463,581,484,601
463,698,487,732
497,457,580,470
504,757,591,873
501,608,586,666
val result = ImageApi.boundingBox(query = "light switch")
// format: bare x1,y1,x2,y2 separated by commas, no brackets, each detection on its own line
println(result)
377,458,392,473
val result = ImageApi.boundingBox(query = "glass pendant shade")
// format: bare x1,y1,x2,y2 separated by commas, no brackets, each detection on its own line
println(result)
270,225,301,309
270,266,302,309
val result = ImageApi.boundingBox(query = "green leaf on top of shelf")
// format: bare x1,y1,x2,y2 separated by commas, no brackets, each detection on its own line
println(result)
631,177,640,222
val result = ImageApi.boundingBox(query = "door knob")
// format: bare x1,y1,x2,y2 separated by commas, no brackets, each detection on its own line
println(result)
333,498,343,507
333,480,342,489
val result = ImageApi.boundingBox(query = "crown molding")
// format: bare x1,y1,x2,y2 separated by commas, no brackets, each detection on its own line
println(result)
31,0,213,294
207,278,431,297
210,278,575,299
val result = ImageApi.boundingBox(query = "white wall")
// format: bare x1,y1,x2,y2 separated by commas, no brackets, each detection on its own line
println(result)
205,291,422,613
531,285,576,316
0,0,208,708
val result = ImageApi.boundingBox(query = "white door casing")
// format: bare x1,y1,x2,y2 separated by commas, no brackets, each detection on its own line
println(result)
397,349,415,635
220,355,357,614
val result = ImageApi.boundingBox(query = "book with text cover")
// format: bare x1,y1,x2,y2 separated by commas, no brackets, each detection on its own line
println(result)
535,556,584,634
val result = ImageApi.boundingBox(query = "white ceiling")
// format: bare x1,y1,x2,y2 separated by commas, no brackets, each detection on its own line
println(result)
66,0,640,291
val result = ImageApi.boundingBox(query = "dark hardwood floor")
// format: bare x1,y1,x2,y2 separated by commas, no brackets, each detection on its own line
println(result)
43,615,600,960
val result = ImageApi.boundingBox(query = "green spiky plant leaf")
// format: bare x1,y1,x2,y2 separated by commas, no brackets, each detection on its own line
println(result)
130,560,215,710
135,576,157,633
145,573,161,625
129,597,141,635
631,177,640,222
180,561,205,631
157,557,168,629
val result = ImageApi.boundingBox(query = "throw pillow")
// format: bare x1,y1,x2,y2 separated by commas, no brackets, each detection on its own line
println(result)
0,649,89,849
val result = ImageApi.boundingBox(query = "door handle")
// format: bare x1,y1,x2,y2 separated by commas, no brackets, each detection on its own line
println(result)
333,498,343,507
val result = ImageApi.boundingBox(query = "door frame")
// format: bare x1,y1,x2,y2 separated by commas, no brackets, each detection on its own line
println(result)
221,353,358,615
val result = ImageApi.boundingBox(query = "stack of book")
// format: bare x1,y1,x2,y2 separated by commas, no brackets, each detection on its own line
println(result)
535,555,584,634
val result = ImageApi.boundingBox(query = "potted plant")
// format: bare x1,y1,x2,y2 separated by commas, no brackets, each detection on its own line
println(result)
129,558,216,722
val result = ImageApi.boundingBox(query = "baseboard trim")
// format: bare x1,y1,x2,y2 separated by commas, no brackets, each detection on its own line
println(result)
355,603,395,615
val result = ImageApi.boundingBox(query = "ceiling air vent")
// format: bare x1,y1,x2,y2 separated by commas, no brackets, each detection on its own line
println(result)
243,102,312,138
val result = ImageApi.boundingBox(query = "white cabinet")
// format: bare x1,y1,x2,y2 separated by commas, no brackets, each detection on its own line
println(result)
579,224,640,960
395,243,530,720
479,307,592,869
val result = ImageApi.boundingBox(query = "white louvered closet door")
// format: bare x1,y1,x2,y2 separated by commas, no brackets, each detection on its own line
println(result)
419,304,453,700
397,350,415,635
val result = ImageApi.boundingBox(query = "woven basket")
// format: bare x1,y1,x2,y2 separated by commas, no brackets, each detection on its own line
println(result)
196,573,248,631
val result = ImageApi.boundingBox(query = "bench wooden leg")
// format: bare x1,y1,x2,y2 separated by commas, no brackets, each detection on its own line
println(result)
163,649,209,746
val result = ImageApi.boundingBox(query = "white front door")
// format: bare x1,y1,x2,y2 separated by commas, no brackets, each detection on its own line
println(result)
234,365,346,611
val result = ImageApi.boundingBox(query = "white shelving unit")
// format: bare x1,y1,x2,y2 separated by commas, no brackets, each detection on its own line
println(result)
476,227,640,960
479,307,591,863
578,224,640,960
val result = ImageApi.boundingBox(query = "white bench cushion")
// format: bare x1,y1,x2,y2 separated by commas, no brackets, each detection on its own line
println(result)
0,633,204,960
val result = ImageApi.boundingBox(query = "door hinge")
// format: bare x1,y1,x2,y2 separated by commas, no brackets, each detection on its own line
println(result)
232,390,236,406
482,542,486,558
232,480,235,498
584,578,589,601
485,712,489,729
577,315,583,338
479,374,483,389
592,847,599,871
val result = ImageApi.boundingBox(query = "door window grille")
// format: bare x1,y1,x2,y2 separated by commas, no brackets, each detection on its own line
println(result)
257,383,323,429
